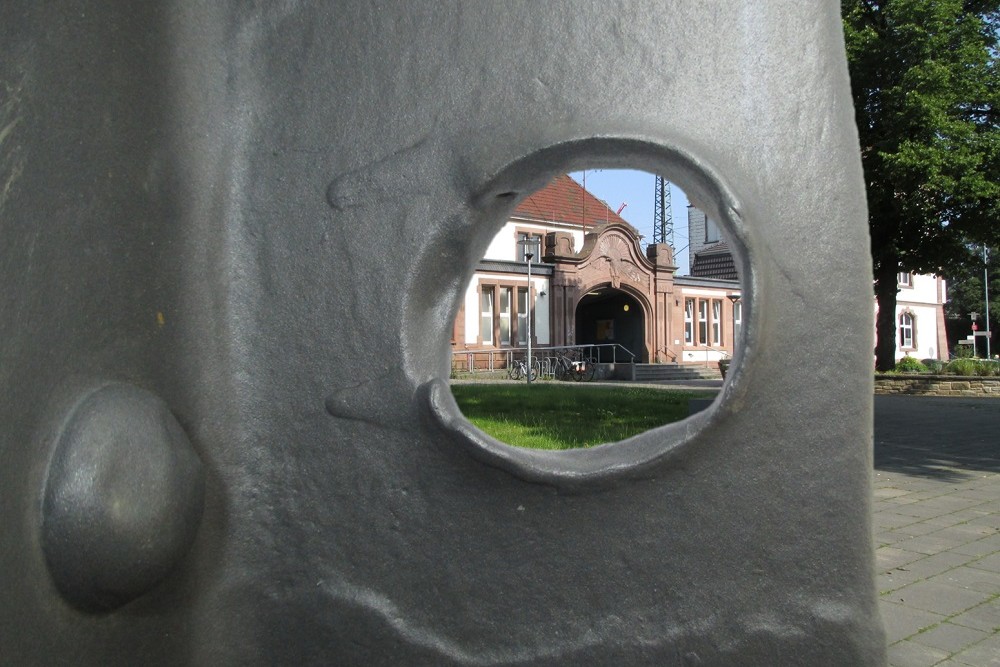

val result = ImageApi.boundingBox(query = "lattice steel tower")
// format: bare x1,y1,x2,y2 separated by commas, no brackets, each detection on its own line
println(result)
652,174,673,248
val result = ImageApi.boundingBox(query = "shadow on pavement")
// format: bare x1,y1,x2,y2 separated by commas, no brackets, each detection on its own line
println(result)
874,396,1000,480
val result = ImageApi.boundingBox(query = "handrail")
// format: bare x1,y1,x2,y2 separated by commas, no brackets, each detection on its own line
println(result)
451,343,637,374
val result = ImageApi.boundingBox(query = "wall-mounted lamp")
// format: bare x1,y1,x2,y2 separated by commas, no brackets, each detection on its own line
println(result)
539,290,547,298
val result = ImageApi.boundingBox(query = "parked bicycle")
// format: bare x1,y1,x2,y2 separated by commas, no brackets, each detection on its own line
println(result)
507,358,539,382
552,350,597,382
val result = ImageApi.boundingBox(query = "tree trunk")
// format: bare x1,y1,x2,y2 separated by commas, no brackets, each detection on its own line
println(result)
874,262,899,372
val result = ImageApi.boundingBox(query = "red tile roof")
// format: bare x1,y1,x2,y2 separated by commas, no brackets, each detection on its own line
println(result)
513,175,628,229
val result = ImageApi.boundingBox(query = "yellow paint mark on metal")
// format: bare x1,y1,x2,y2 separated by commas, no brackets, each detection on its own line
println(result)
156,311,165,327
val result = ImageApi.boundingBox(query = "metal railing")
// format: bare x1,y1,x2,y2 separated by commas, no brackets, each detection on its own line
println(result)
451,343,636,377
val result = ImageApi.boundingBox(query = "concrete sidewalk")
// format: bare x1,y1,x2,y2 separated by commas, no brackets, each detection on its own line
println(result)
874,396,1000,667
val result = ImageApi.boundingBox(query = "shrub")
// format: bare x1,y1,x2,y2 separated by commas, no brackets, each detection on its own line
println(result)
920,358,944,373
945,358,978,376
952,344,974,359
894,356,928,373
973,359,1000,376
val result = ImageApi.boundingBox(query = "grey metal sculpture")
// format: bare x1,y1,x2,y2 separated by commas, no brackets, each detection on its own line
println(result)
0,2,885,664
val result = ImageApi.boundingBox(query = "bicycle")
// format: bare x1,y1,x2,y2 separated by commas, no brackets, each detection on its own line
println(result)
507,358,539,381
552,350,597,382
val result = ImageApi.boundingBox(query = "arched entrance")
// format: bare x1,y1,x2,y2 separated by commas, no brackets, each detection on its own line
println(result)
575,287,647,362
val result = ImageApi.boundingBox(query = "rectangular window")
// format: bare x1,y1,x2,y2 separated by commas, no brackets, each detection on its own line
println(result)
480,287,494,344
898,272,913,288
517,232,542,262
899,313,914,348
705,217,721,244
712,299,722,345
733,301,742,346
698,300,708,345
517,288,528,345
684,298,694,344
499,287,512,345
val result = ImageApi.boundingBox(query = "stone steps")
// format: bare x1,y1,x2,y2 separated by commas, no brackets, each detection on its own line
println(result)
632,363,722,382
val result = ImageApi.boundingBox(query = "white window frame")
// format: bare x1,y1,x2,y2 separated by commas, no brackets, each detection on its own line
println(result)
711,299,722,346
498,287,512,345
899,312,914,349
698,299,708,345
684,298,694,344
480,287,494,345
517,287,528,345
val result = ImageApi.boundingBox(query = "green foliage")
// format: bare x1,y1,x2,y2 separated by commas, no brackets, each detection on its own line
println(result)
842,0,1000,370
952,342,975,358
450,384,711,449
945,358,979,375
920,358,944,373
894,356,929,372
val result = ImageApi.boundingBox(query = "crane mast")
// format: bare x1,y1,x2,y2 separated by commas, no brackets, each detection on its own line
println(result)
652,175,673,248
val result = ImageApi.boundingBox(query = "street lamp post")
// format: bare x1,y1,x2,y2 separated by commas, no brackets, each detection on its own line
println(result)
525,251,533,384
985,245,992,359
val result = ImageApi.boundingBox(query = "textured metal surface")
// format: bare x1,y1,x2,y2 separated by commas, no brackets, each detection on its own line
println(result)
0,2,884,664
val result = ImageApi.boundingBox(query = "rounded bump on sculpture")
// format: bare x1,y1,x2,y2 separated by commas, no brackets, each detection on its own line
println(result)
41,383,205,613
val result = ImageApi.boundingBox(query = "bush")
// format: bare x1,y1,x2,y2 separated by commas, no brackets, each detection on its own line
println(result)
894,356,928,373
920,358,944,373
952,344,974,359
974,359,1000,376
945,358,978,376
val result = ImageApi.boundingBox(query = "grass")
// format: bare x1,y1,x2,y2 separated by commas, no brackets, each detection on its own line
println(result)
450,383,715,450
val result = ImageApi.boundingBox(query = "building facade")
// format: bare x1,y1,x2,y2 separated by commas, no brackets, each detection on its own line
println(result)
451,176,742,368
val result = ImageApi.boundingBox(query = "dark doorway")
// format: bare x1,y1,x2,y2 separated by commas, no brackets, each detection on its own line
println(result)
575,289,646,362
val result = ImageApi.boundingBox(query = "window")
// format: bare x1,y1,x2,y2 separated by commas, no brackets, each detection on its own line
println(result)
517,232,542,262
705,217,721,244
898,272,913,288
899,312,914,348
712,299,722,345
499,287,512,345
733,301,742,346
684,298,694,344
517,288,528,345
698,300,708,345
480,287,494,344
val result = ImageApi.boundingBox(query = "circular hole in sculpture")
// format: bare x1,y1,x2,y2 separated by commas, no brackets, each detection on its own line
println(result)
447,169,747,451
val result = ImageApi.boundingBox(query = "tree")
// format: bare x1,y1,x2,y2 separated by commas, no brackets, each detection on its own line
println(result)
842,0,1000,370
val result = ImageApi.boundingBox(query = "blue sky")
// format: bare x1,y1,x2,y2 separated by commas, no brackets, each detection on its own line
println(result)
568,170,692,275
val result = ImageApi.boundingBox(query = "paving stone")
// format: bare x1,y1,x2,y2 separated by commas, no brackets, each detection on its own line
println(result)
910,621,991,654
880,600,947,644
895,533,971,556
968,551,1000,572
877,488,914,499
951,537,1000,558
886,638,950,667
878,547,933,571
897,551,977,579
949,597,1000,633
928,566,1000,595
878,512,924,530
874,397,1000,659
882,581,992,616
950,633,1000,666
931,523,999,542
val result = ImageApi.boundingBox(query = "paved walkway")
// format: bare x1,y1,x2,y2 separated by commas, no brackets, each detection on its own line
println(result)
874,396,1000,667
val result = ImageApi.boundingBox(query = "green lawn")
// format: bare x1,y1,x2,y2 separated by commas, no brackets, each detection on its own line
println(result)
450,383,714,450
